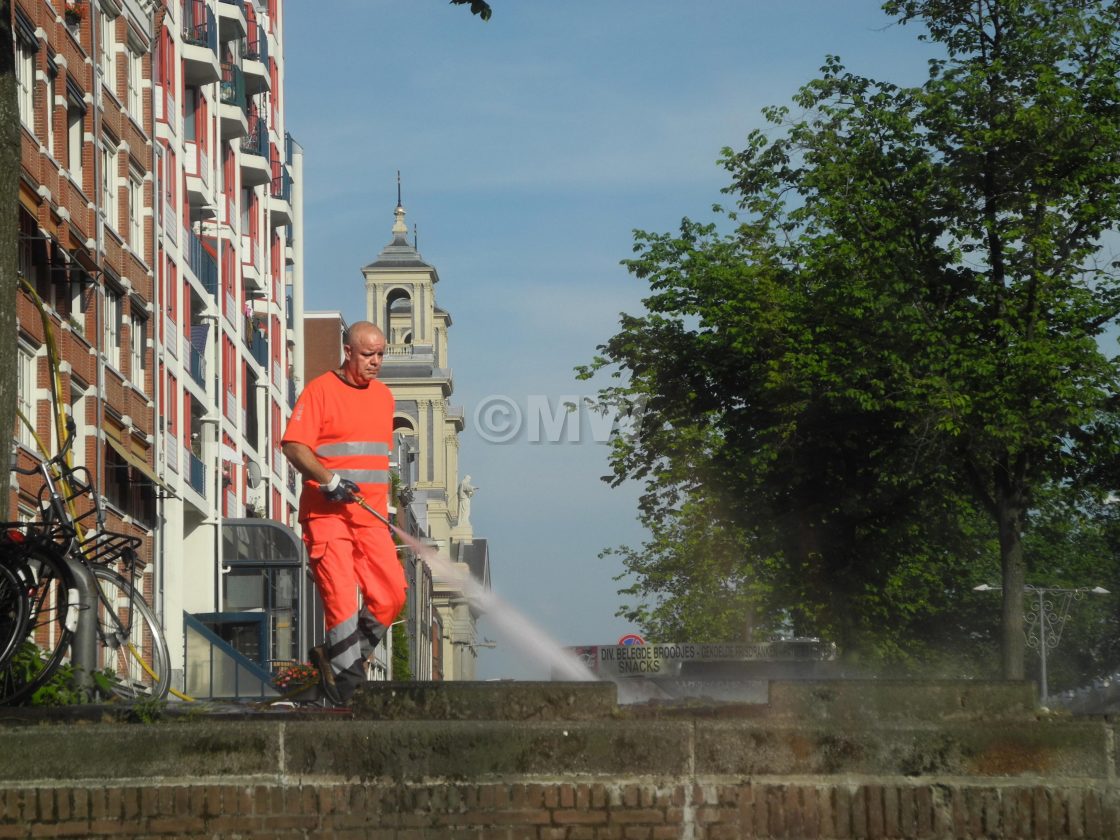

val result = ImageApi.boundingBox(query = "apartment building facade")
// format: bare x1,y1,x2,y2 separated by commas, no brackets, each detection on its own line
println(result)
10,0,306,697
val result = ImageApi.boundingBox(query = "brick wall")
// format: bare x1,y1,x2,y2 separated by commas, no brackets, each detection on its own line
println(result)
1,779,1117,839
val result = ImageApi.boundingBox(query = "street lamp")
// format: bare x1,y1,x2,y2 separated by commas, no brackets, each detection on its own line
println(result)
973,583,1111,705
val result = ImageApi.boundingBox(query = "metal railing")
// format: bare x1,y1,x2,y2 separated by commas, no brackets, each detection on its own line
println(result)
241,115,267,157
250,330,268,368
183,1,217,51
188,344,207,386
243,22,268,65
188,450,207,495
185,226,218,296
270,166,292,202
220,62,246,110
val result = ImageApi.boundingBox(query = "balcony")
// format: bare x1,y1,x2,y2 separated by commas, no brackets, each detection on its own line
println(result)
182,2,220,86
250,329,268,368
219,64,248,139
268,167,292,229
184,142,214,216
239,115,270,187
188,450,207,496
188,344,207,386
241,24,269,95
186,226,218,297
242,251,263,295
217,0,247,43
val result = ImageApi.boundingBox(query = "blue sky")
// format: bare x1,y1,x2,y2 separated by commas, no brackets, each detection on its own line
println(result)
283,1,938,678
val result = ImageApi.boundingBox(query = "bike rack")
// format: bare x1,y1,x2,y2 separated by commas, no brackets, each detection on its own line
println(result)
65,558,98,693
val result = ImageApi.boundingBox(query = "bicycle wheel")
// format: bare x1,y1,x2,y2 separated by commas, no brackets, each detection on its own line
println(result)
90,566,171,700
0,545,78,705
0,561,28,670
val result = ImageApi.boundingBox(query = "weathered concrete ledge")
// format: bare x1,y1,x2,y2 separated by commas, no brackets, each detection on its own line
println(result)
1,681,1118,839
0,681,1113,786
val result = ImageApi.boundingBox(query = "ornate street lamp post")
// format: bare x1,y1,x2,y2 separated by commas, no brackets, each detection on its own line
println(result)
973,583,1110,705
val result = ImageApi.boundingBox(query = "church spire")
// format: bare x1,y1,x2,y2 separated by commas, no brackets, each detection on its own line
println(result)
392,170,408,242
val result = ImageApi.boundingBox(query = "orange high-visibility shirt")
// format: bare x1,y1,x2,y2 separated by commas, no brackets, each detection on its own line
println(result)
282,371,394,526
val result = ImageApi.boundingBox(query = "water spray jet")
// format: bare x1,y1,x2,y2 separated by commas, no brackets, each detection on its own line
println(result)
352,494,597,682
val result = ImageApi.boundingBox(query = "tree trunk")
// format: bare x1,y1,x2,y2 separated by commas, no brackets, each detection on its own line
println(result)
997,490,1026,680
0,0,19,509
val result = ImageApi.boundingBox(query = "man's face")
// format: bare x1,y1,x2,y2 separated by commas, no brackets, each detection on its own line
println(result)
344,330,386,384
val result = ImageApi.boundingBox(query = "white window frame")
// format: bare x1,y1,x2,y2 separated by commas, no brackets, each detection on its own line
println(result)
16,342,37,450
46,65,57,159
103,285,123,370
130,310,148,388
99,9,118,100
16,37,35,128
67,99,85,186
102,140,120,231
70,381,89,459
128,169,144,257
126,41,142,119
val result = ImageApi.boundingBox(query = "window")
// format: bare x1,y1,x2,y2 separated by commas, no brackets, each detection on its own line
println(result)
130,310,148,387
128,170,144,257
126,42,142,119
70,381,89,457
16,342,37,449
15,32,35,128
99,9,118,100
67,96,85,186
103,285,123,369
70,264,91,331
102,140,120,230
46,63,57,158
184,87,198,142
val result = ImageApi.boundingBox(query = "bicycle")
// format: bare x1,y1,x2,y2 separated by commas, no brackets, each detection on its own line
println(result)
1,419,171,704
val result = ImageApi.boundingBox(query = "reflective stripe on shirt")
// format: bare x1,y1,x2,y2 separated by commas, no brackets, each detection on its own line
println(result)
316,441,392,458
334,469,389,485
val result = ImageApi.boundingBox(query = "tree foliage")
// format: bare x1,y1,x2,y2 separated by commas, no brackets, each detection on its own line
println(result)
450,0,492,21
583,0,1120,679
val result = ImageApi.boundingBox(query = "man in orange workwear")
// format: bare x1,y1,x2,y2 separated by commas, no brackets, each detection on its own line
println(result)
281,321,406,704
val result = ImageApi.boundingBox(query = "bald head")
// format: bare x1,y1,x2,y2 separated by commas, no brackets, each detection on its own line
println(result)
341,321,386,385
345,321,385,346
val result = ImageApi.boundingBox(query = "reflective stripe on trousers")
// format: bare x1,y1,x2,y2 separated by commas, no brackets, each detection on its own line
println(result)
302,516,408,681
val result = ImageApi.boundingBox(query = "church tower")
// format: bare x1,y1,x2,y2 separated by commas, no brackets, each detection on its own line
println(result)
362,194,490,680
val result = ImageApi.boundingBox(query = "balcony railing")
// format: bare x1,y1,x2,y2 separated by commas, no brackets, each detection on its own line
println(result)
243,22,268,65
270,166,292,202
183,1,217,50
241,115,267,157
188,344,206,386
250,330,268,367
188,450,207,495
287,379,295,409
284,132,294,165
186,226,218,296
220,63,246,110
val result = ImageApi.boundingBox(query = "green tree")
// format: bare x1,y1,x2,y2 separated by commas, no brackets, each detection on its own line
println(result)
584,0,1120,679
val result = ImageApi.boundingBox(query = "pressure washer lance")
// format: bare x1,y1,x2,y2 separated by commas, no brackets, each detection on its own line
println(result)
349,491,438,565
349,492,391,528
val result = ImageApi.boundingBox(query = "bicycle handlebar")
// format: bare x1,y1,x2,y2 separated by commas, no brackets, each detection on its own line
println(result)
10,417,77,475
